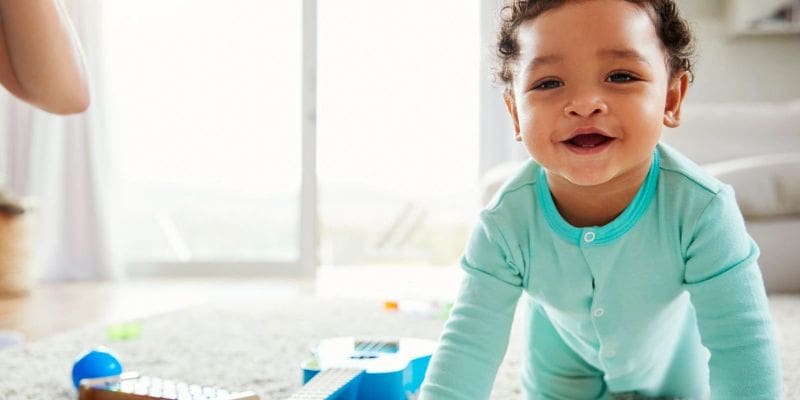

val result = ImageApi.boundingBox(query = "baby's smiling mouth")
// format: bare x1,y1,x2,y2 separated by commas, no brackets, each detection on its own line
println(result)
565,133,614,149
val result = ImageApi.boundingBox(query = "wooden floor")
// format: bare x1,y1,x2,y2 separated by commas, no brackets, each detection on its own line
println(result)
0,266,461,344
0,277,313,342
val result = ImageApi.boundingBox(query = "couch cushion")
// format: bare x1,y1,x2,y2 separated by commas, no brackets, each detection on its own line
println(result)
705,153,800,218
662,101,800,165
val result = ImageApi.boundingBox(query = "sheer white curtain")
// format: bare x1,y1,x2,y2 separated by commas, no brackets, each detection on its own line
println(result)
0,0,118,282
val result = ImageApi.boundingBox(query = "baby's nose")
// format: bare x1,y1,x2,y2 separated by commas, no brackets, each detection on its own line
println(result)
563,96,608,118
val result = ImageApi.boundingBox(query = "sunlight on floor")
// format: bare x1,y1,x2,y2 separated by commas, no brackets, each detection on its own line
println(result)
315,265,463,302
0,265,463,343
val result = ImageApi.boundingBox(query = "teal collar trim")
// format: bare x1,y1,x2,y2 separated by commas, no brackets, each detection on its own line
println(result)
535,149,660,246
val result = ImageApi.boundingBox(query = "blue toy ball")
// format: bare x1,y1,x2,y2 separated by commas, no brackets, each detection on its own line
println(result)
71,346,123,389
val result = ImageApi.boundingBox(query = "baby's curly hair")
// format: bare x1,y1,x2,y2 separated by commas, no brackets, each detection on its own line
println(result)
496,0,695,93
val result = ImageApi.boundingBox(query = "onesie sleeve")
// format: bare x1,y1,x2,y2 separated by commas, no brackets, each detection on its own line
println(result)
683,185,781,399
419,211,524,400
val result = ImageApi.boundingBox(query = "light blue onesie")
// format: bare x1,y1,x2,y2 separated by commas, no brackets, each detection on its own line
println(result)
419,143,781,399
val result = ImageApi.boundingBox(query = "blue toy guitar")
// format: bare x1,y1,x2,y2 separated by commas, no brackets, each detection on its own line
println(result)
289,337,437,400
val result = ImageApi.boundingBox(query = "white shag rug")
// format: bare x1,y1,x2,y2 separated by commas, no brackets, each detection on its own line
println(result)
0,295,797,399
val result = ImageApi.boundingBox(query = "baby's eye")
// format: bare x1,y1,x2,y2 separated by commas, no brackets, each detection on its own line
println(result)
533,79,563,90
606,72,637,83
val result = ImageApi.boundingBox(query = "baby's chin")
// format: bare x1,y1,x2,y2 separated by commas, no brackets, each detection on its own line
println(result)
565,176,617,189
547,168,619,189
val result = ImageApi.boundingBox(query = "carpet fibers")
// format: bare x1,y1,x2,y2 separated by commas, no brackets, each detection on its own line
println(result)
0,295,797,399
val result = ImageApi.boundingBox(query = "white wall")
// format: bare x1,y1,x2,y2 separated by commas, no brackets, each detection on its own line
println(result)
678,0,800,102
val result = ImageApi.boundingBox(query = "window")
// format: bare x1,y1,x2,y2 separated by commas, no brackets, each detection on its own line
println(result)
103,0,480,273
103,0,305,269
318,0,480,267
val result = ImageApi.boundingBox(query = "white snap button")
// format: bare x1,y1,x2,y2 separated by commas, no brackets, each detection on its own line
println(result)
583,231,596,243
593,308,605,317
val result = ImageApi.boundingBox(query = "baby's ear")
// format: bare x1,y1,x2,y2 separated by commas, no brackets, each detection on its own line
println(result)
663,72,689,128
503,92,522,141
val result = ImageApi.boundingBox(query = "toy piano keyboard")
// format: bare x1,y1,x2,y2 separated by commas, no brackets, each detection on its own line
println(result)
291,337,437,400
77,372,259,400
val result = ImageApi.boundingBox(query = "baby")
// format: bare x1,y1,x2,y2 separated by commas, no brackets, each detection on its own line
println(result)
419,0,781,399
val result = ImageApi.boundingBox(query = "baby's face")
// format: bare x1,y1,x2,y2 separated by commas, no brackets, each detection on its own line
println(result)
505,0,686,189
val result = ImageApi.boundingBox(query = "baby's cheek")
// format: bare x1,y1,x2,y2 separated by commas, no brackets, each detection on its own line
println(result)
628,101,665,135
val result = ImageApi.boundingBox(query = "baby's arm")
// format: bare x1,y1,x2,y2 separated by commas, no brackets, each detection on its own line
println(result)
683,186,781,399
419,212,523,400
0,0,89,114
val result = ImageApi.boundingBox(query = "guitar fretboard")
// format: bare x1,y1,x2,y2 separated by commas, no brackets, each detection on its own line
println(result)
286,368,364,400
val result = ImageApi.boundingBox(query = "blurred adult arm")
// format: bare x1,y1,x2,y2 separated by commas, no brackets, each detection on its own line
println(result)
0,0,90,114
